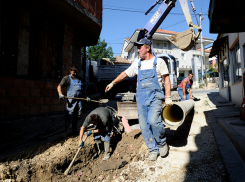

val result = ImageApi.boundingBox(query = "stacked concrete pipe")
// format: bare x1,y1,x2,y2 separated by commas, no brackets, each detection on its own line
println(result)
161,100,195,128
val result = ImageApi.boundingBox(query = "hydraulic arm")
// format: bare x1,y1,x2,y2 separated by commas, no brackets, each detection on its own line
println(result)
136,0,202,53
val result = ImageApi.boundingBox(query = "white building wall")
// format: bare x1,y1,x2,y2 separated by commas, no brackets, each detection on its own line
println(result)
231,82,242,106
218,32,245,106
171,49,209,75
220,87,228,100
229,33,243,106
120,40,129,59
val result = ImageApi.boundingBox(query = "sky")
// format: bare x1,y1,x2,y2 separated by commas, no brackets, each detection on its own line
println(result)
99,0,218,57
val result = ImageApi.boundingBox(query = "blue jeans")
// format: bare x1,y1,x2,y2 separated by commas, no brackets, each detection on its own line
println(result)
137,98,166,153
178,88,190,101
94,131,111,142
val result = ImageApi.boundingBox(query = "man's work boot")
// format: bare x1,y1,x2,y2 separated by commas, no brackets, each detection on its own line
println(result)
159,144,168,157
103,141,110,161
148,152,159,161
93,140,102,159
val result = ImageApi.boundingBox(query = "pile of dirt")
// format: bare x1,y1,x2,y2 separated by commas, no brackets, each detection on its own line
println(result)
0,129,147,182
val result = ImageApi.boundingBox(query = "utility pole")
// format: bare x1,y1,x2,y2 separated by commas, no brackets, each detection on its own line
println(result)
199,13,207,86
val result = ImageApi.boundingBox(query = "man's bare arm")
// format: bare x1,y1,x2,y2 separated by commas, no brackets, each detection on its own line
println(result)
79,126,86,141
162,74,171,97
182,80,187,96
113,71,128,84
105,71,128,92
190,85,193,99
57,85,62,95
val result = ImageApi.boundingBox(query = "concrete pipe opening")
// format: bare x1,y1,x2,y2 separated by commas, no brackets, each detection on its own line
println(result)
161,100,195,128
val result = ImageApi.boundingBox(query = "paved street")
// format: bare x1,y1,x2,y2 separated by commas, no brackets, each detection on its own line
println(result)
192,88,219,96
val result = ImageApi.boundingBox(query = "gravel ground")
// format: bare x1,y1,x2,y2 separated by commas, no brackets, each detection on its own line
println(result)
113,94,227,182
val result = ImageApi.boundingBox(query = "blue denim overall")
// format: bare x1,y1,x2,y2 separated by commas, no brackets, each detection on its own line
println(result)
66,75,83,119
178,77,192,101
136,57,166,153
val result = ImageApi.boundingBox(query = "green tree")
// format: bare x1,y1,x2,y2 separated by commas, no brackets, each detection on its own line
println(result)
87,38,114,61
209,64,213,72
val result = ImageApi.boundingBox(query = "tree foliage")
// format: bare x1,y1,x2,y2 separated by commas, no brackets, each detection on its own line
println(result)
86,38,114,61
209,64,213,72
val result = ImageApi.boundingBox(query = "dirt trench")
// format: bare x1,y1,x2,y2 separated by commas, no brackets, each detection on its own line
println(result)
0,129,147,182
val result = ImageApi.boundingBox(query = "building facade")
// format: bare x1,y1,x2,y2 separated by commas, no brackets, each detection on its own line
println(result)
209,33,245,107
0,0,102,144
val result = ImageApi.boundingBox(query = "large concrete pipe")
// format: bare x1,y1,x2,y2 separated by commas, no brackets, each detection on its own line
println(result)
161,100,195,128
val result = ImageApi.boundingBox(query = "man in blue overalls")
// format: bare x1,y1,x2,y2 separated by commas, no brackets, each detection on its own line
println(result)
178,73,193,101
105,38,173,161
57,65,90,136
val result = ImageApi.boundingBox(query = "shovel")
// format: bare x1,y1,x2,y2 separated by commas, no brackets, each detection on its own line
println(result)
64,135,88,175
65,96,109,104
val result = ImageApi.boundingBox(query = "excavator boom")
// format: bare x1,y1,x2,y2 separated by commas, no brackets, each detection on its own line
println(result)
135,0,201,52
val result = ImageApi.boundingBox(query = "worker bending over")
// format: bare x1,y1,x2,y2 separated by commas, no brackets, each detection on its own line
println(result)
57,65,90,136
178,73,193,101
105,38,173,161
78,107,114,161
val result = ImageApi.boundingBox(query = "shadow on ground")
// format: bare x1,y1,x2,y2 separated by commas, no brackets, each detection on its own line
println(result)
166,108,194,147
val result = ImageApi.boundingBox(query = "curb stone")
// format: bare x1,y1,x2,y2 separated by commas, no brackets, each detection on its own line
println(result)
207,112,245,182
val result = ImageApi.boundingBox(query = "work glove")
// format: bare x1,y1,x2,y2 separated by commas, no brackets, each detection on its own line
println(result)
86,130,93,136
105,81,116,92
59,94,65,99
165,96,173,106
86,97,91,102
78,140,84,148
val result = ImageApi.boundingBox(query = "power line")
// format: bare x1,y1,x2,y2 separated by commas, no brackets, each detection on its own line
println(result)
104,5,147,12
104,7,208,15
161,19,187,29
161,15,195,29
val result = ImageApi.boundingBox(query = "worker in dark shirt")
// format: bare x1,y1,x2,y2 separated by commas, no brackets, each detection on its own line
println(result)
78,107,114,161
57,65,90,136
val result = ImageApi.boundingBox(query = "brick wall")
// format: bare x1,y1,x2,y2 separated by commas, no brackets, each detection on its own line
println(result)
63,25,73,77
0,2,87,144
0,77,66,118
